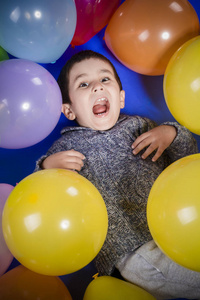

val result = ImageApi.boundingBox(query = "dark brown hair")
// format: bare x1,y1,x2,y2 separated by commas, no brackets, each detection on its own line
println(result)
57,50,123,104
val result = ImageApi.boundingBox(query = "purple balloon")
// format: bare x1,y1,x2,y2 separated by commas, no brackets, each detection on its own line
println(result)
0,183,14,276
0,59,62,149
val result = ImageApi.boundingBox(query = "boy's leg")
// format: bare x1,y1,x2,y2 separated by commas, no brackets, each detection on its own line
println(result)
116,240,200,300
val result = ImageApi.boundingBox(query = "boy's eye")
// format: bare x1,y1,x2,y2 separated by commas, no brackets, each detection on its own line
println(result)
79,82,88,88
101,77,110,82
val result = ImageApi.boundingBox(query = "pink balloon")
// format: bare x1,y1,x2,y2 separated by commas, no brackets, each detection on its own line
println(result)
71,0,121,46
0,183,14,277
0,59,62,149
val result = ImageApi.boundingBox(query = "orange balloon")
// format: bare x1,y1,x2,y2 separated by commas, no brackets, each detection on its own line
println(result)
0,265,72,300
105,0,199,75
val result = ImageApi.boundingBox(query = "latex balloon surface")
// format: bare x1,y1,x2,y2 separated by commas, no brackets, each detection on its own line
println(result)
164,36,200,135
0,59,62,149
147,154,200,271
0,0,76,63
83,276,156,300
0,184,14,276
71,0,120,46
0,265,72,300
0,47,9,62
105,0,199,75
2,169,108,276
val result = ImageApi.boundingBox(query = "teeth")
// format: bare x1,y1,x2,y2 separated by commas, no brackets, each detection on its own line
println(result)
96,98,107,102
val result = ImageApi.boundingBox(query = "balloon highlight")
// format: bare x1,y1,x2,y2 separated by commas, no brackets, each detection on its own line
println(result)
147,154,200,272
164,36,200,135
0,0,76,63
0,59,62,149
2,169,108,276
105,0,199,75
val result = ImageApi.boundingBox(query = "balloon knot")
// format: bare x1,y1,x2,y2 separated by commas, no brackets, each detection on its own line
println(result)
92,273,99,279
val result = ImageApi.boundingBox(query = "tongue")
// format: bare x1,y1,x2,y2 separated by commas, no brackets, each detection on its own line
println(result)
93,104,107,115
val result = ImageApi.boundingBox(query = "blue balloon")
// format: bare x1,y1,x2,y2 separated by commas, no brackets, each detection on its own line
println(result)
0,0,77,63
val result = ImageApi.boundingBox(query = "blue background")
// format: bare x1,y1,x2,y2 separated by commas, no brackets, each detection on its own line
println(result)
1,1,200,299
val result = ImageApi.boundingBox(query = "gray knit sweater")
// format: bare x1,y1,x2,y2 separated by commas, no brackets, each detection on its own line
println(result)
35,115,198,275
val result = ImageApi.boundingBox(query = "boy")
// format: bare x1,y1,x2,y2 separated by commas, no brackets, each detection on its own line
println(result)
35,50,200,299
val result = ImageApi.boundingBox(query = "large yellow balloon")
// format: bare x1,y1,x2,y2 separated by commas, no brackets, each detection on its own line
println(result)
2,169,108,276
164,36,200,135
0,265,72,300
147,153,200,271
83,276,155,300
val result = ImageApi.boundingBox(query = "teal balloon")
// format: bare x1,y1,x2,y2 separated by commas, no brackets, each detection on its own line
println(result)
0,0,77,63
0,47,9,62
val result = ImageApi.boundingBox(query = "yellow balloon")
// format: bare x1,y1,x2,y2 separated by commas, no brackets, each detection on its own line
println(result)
2,169,108,276
147,153,200,271
164,36,200,135
0,265,72,300
83,276,156,300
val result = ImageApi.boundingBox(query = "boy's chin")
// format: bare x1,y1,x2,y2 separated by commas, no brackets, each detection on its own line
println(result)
92,121,116,131
77,114,118,131
91,115,119,131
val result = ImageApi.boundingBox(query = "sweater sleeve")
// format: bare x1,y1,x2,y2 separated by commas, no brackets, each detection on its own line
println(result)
34,134,71,171
130,116,198,163
125,115,157,139
162,121,198,163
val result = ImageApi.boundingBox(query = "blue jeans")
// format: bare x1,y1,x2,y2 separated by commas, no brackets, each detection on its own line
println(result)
116,240,200,299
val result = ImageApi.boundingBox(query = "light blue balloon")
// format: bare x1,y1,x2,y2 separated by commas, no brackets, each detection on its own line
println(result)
0,0,77,63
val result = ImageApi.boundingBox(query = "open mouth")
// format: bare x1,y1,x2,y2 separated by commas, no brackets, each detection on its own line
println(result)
92,98,110,116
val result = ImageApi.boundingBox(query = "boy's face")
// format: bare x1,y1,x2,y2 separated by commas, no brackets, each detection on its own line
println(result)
63,58,125,131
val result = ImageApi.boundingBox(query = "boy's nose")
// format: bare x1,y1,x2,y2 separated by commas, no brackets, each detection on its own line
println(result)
93,82,104,92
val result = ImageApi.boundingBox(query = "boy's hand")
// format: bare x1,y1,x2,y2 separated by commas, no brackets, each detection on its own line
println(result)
132,125,177,162
42,150,85,171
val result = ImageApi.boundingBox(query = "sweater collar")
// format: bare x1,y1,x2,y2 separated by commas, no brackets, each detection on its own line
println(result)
61,114,128,134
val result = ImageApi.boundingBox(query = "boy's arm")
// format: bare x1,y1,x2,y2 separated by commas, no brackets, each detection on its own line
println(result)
42,150,85,170
132,125,176,162
132,122,198,162
34,134,85,172
161,122,198,162
35,150,85,171
35,150,85,172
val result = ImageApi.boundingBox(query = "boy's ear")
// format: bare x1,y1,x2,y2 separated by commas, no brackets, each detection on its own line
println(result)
120,90,125,109
62,104,76,120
